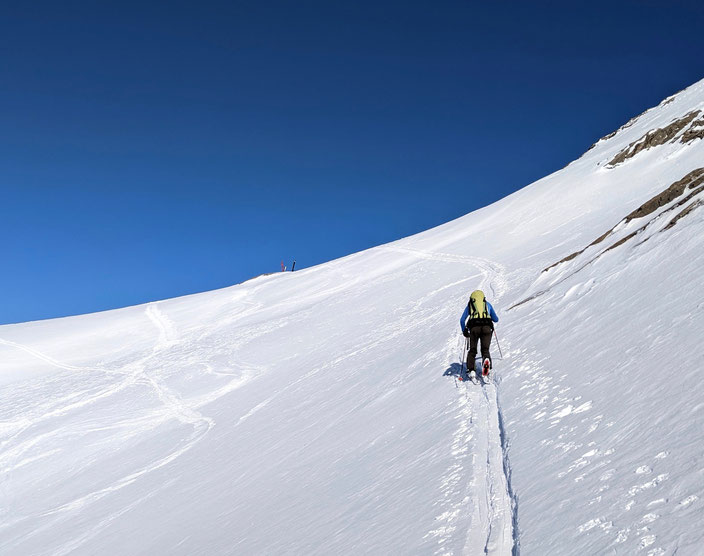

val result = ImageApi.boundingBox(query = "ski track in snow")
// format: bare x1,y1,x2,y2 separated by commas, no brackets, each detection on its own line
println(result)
460,378,515,556
0,338,108,374
460,259,516,556
392,249,516,555
146,302,178,351
0,302,268,554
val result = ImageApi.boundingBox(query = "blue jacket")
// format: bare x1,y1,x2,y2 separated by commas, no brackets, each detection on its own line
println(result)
460,301,498,331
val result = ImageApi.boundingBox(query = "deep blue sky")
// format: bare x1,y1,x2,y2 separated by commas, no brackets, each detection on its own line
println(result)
1,1,703,324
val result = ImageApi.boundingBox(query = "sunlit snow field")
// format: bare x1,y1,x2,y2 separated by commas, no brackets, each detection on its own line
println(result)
1,80,704,555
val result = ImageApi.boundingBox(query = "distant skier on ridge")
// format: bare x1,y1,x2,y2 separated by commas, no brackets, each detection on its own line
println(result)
460,290,499,377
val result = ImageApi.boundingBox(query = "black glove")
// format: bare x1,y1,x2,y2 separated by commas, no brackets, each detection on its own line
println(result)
462,328,470,338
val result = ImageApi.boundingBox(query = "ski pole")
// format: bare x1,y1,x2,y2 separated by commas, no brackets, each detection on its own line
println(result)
457,334,468,381
463,336,469,379
453,335,462,385
465,337,469,369
493,328,504,360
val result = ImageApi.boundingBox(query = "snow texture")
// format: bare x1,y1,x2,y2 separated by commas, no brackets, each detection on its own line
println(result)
2,78,704,555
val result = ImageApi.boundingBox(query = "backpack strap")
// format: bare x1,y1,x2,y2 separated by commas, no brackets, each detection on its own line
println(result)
467,295,491,325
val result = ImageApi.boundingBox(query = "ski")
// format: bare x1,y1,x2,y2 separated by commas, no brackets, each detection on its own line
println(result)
466,370,480,385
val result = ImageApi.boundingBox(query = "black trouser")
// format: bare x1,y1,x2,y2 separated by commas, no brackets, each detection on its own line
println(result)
467,325,493,372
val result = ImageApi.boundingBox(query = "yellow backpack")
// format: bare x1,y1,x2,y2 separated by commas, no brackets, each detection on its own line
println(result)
468,290,490,322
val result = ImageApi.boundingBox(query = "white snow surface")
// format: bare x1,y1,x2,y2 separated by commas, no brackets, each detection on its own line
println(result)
2,78,704,555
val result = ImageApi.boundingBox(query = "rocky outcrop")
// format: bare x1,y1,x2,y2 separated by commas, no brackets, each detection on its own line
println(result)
542,168,704,274
623,167,704,221
607,110,701,166
511,169,704,311
680,114,704,143
542,228,613,272
664,200,704,231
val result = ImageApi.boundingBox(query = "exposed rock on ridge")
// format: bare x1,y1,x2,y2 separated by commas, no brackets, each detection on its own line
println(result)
542,168,704,274
607,110,701,166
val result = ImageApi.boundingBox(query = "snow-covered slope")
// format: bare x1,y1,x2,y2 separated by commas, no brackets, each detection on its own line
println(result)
2,78,704,555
